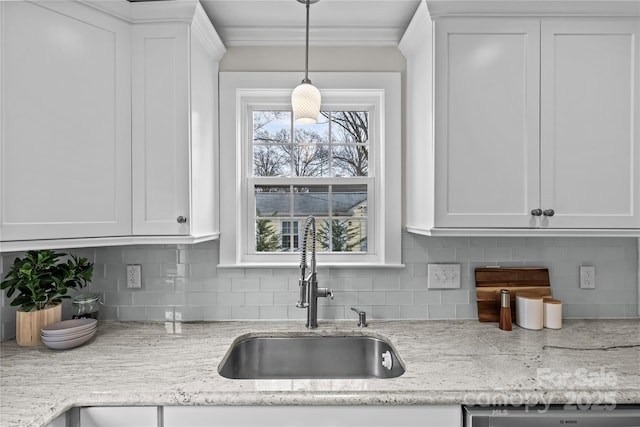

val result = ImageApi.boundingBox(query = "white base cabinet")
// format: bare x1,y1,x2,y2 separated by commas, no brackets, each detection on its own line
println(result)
163,406,462,427
80,407,157,427
46,406,462,427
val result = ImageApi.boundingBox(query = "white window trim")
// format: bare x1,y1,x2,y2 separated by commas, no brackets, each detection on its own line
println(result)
219,72,402,268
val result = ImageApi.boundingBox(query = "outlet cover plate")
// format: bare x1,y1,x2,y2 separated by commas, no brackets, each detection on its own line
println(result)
127,264,142,289
428,264,461,289
580,266,596,289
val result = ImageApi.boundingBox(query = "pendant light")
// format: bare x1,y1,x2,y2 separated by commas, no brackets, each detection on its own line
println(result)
291,0,321,125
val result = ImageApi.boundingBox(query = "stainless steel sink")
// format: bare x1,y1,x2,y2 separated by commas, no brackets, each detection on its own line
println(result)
218,335,405,379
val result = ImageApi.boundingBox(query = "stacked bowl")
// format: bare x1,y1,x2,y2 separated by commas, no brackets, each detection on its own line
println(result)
41,318,97,350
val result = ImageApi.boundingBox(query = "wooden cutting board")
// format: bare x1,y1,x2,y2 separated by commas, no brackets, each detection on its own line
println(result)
475,267,551,322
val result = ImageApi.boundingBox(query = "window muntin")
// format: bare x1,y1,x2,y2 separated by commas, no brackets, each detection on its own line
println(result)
251,110,371,254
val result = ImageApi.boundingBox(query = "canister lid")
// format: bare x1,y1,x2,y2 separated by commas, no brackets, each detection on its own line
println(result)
72,293,100,304
515,291,544,300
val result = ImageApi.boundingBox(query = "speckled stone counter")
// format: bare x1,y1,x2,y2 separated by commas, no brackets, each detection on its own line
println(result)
1,319,639,427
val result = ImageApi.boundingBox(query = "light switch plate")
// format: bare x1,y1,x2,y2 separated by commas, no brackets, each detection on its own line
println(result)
428,264,461,289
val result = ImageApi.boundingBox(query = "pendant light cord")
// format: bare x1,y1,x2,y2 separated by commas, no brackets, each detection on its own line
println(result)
303,0,311,84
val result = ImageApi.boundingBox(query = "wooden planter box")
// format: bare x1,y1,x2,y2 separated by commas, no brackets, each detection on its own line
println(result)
16,303,62,346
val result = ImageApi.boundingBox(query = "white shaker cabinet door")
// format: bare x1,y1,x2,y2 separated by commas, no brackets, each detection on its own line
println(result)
164,405,462,427
80,407,157,427
434,19,541,228
0,1,131,240
540,20,640,229
131,24,191,236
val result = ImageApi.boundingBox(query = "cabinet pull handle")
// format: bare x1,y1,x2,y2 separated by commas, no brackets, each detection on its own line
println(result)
543,209,555,217
177,216,188,223
531,209,542,216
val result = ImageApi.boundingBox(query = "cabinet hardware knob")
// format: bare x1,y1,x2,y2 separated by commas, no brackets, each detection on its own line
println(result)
177,216,188,223
543,209,555,217
531,209,542,216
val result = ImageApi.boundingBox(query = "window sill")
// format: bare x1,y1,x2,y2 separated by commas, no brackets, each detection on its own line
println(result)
217,262,406,269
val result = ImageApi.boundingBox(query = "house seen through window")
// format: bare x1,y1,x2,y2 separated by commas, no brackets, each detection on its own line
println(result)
252,110,370,253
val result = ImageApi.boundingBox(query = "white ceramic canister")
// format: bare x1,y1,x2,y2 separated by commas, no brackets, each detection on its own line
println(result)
543,298,562,329
515,292,544,330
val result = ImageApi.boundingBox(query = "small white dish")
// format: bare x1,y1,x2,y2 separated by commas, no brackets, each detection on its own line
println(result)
42,329,96,350
41,318,97,336
41,326,96,342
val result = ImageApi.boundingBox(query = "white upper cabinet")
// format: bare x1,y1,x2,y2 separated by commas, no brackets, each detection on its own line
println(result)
434,18,541,228
540,20,640,229
0,1,132,241
0,0,224,251
131,5,224,238
402,2,640,235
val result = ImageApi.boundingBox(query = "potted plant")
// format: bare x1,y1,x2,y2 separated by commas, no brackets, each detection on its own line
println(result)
0,250,94,346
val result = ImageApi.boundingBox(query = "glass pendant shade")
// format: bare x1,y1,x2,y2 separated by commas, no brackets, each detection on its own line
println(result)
292,81,321,125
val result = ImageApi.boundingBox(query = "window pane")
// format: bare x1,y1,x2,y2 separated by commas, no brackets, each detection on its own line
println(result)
256,219,281,252
280,220,301,252
332,185,367,216
331,112,369,177
332,144,368,177
293,129,328,177
253,111,291,144
317,219,367,253
253,111,291,177
293,186,329,217
330,112,369,144
253,145,291,177
255,186,290,217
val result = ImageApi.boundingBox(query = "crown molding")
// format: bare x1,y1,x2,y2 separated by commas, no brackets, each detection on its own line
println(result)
220,26,404,47
426,1,640,18
399,1,431,56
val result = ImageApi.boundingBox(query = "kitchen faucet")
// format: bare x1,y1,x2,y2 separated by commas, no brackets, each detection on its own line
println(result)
297,216,333,328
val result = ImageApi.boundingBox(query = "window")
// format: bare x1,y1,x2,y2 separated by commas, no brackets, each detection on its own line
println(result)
219,72,401,267
280,220,300,251
252,110,370,254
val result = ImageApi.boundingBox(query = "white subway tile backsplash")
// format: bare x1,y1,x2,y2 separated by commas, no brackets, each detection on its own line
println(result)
414,290,442,305
216,292,245,307
427,247,456,261
399,305,428,320
372,276,400,291
0,236,637,341
483,247,512,261
428,304,456,319
245,292,274,307
356,292,386,306
441,289,470,305
231,278,261,292
455,247,484,262
202,306,231,321
385,291,413,305
371,305,399,319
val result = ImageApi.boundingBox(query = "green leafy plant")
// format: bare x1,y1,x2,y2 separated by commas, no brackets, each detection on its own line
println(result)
0,250,94,312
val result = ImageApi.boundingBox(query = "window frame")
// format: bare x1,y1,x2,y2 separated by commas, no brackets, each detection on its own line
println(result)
219,72,402,267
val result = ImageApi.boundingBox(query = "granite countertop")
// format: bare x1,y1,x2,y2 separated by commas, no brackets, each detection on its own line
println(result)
1,319,639,427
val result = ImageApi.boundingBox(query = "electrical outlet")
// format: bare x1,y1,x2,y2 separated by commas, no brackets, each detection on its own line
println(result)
428,264,461,289
580,266,595,289
126,264,141,289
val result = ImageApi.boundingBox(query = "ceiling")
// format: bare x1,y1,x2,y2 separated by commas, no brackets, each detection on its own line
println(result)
197,0,422,46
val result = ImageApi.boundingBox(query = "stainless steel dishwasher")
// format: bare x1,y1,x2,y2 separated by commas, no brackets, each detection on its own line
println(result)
463,404,640,426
